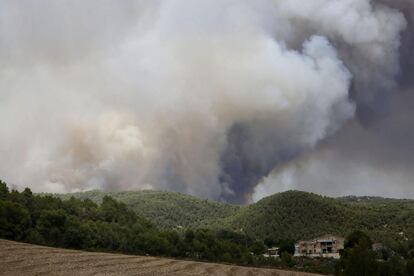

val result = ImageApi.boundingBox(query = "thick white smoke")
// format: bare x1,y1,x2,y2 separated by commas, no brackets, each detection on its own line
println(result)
0,0,406,201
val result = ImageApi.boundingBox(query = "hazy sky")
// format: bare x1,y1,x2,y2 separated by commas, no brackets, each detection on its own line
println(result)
0,0,413,203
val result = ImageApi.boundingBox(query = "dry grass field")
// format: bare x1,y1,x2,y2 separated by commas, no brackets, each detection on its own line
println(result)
0,239,322,276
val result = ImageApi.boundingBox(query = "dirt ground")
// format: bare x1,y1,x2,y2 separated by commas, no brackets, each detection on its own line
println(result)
0,239,322,276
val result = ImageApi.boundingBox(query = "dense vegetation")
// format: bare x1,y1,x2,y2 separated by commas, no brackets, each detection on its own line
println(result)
56,190,241,229
0,181,332,274
56,189,414,250
4,181,414,274
336,230,414,276
227,191,414,248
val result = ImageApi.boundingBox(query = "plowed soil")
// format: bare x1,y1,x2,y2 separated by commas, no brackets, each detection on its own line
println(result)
0,239,322,276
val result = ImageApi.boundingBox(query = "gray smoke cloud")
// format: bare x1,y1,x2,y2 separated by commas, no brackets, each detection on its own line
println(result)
0,0,409,203
254,0,414,202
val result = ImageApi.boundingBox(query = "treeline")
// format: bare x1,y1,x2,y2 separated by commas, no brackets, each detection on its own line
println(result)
0,181,309,270
0,181,249,261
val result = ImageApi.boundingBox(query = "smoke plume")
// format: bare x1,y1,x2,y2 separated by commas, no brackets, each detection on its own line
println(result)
0,0,409,202
254,0,414,202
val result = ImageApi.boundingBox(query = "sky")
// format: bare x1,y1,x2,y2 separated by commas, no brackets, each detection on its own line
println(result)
0,0,413,203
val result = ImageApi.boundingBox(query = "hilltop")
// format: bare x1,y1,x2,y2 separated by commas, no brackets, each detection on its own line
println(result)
53,190,414,245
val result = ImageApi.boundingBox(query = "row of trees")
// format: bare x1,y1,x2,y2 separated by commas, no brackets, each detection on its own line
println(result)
0,181,275,266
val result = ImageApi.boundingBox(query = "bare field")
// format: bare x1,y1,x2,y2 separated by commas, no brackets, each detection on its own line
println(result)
0,239,322,276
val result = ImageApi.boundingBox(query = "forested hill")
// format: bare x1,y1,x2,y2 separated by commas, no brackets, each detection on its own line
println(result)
55,190,241,229
225,191,414,244
53,190,414,246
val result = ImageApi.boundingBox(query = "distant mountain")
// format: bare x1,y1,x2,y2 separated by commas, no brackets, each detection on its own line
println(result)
53,190,414,245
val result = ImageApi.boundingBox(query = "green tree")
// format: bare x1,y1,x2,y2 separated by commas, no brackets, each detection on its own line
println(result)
100,196,136,224
36,209,67,246
0,200,31,240
336,231,378,276
278,239,295,255
140,232,172,256
345,230,373,249
264,237,275,248
280,252,295,268
249,241,266,255
63,217,93,249
0,180,9,200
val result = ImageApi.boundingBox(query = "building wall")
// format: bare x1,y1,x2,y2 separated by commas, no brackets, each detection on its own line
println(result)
295,235,344,258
